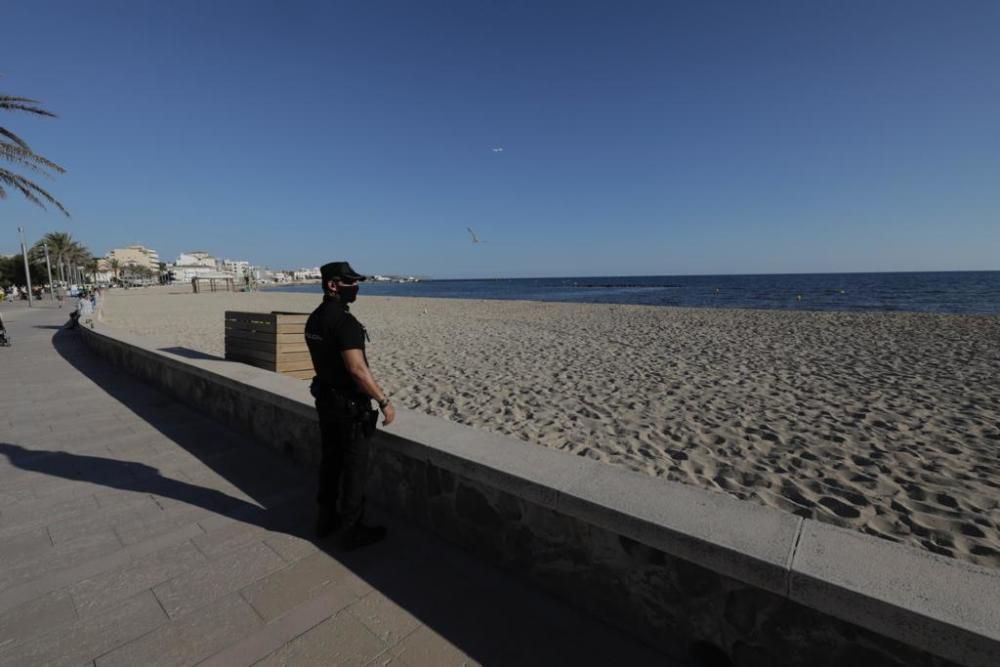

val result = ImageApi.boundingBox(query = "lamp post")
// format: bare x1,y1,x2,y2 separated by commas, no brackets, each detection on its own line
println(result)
43,243,55,300
17,226,33,307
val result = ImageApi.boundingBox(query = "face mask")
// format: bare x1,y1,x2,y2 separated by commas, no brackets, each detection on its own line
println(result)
338,283,359,303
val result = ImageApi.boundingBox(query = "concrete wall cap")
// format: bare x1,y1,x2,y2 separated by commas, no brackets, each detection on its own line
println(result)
560,465,801,594
790,520,1000,667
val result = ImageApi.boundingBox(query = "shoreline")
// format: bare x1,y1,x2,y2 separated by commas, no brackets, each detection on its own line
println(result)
102,288,1000,570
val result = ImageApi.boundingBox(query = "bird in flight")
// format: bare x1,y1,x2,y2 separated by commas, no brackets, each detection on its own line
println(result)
491,147,504,152
467,227,483,243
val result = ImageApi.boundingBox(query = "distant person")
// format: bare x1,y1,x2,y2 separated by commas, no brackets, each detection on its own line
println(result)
56,285,66,308
305,261,395,550
93,287,105,322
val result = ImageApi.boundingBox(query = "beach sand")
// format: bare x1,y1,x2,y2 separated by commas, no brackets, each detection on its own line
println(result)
102,286,1000,569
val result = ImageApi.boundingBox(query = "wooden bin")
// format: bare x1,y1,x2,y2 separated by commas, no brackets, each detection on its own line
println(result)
224,311,314,380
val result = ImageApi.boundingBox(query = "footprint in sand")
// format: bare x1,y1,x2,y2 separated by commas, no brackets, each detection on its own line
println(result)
936,493,959,509
959,523,986,538
818,496,861,519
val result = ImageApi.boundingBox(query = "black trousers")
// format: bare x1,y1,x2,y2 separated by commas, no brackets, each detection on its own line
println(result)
315,395,371,529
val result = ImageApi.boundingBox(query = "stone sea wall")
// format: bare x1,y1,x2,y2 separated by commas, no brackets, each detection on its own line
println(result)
81,324,998,667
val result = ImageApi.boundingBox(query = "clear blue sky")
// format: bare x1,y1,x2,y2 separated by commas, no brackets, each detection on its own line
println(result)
2,1,998,278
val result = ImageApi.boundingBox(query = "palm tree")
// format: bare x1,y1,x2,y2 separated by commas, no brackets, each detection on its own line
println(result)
67,244,92,284
1,93,69,215
85,258,99,284
30,231,76,283
109,258,121,284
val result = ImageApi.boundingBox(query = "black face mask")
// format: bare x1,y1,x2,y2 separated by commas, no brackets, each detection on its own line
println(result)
337,284,359,303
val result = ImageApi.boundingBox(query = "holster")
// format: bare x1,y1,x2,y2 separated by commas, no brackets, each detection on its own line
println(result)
360,408,379,439
311,381,378,439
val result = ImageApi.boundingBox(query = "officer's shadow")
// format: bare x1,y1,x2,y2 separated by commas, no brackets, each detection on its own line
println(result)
0,441,302,534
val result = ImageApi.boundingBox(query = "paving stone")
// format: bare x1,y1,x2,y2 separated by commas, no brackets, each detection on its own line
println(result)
0,522,202,616
192,501,312,562
0,590,166,667
254,610,389,667
192,518,270,559
201,585,371,667
388,626,480,667
95,593,261,667
0,589,77,652
263,532,319,563
0,485,34,506
240,550,370,621
347,593,422,648
364,653,412,666
0,526,52,565
0,490,99,535
0,529,122,596
69,540,207,617
47,494,165,544
153,541,285,619
113,502,213,545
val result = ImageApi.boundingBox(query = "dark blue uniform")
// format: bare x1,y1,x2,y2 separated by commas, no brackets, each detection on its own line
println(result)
305,297,373,534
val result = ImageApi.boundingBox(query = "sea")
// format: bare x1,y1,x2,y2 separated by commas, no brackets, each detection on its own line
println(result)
267,271,1000,316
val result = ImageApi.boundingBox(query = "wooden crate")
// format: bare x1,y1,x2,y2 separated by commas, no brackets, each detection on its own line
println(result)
224,311,314,379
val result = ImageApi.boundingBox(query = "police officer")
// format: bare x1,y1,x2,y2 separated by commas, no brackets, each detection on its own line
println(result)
305,261,396,549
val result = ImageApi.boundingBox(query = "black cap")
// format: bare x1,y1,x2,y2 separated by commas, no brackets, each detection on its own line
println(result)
320,261,367,283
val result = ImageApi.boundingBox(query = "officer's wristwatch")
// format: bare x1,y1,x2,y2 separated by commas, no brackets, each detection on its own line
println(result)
377,397,391,409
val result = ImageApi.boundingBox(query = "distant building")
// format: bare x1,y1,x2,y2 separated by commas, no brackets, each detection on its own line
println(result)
93,258,115,284
171,251,221,283
175,251,218,268
107,245,160,273
261,270,291,283
222,260,252,281
292,267,321,281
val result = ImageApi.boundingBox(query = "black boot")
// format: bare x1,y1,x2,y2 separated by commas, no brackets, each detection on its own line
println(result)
314,505,340,539
337,523,387,551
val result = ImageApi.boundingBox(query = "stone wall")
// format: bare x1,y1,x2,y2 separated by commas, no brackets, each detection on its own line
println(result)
81,324,999,667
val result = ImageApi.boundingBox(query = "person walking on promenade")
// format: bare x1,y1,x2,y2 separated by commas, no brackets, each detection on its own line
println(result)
305,261,396,550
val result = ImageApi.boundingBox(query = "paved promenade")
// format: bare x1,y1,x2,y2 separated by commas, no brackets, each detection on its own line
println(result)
0,301,673,666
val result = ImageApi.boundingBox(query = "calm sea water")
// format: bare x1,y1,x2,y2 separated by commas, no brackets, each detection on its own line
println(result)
268,271,1000,315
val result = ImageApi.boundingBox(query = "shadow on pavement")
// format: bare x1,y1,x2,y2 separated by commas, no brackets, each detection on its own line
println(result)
29,326,675,666
0,441,272,524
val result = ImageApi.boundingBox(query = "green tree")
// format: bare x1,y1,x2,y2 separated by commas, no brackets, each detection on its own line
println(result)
1,93,69,215
0,253,46,287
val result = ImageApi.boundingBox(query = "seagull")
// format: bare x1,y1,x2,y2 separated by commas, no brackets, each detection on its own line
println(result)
467,227,483,244
491,147,504,153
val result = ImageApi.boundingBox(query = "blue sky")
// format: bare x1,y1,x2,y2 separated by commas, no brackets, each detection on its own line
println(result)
2,1,998,278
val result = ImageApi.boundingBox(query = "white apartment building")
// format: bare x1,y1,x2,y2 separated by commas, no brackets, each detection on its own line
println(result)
292,267,321,281
170,251,221,284
222,260,252,281
175,251,218,268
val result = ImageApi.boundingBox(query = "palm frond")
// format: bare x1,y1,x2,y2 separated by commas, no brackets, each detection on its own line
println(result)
1,91,67,215
0,169,69,216
0,96,57,118
0,126,30,149
0,142,65,177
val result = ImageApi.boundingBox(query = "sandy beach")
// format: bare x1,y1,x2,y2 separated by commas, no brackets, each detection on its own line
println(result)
101,286,1000,569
